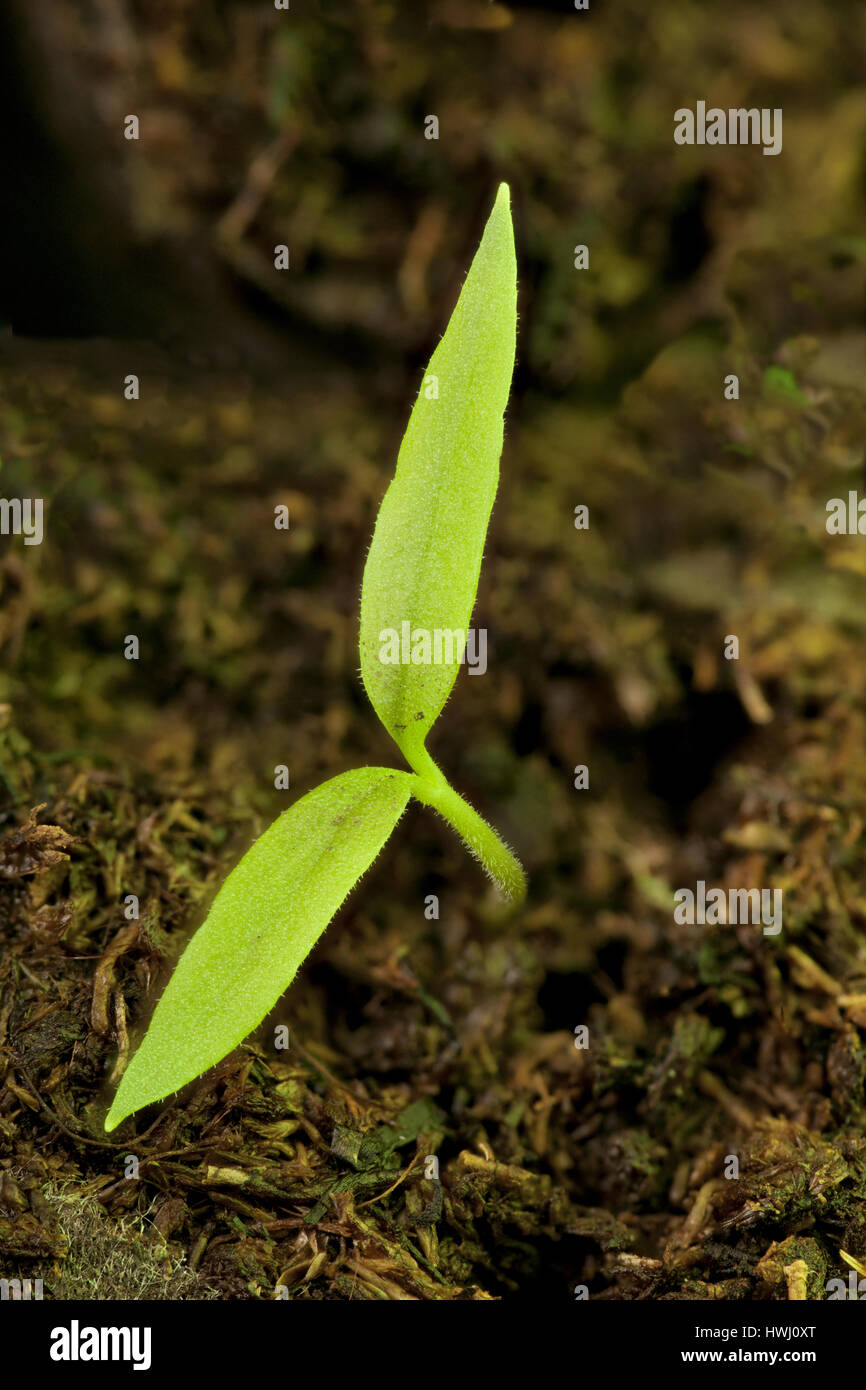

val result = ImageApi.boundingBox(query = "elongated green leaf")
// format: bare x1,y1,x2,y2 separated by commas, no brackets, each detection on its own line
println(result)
105,768,414,1130
359,183,517,769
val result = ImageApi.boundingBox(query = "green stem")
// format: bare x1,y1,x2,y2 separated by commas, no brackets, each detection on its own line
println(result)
409,749,527,904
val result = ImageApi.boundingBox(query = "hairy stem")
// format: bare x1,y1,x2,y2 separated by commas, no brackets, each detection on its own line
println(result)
409,750,527,904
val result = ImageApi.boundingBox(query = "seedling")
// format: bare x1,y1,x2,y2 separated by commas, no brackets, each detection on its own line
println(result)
106,184,525,1131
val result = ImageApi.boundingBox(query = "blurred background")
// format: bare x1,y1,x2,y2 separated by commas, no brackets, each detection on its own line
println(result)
2,0,866,1301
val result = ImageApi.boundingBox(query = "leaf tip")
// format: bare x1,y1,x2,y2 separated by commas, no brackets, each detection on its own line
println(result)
105,1071,146,1131
103,1100,125,1133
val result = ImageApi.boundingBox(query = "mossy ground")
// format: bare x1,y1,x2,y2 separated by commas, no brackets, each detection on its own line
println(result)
2,0,866,1300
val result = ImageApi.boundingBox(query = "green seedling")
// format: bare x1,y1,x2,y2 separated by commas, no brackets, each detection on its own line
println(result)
106,184,525,1131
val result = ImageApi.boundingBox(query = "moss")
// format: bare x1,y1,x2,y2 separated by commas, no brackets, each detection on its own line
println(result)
41,1184,215,1301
